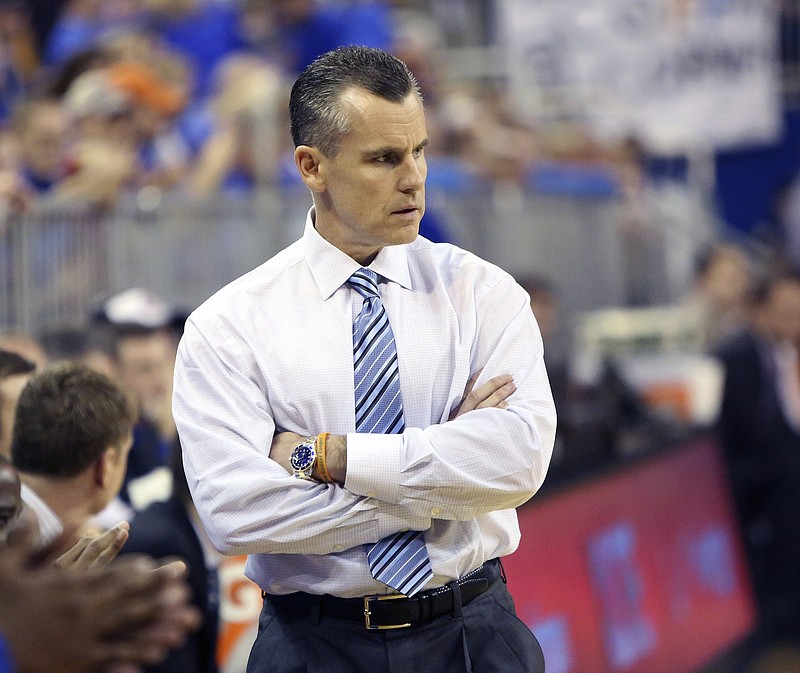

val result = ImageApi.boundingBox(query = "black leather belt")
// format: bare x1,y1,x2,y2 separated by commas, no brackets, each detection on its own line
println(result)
322,559,499,630
264,559,500,631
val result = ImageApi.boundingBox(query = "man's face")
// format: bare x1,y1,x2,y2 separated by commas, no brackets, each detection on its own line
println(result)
310,88,427,264
96,431,133,514
0,373,31,459
115,331,175,416
529,291,558,343
766,280,800,344
19,103,69,178
702,252,750,310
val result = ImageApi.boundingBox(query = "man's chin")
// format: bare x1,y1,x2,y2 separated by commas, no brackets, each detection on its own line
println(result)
397,224,420,245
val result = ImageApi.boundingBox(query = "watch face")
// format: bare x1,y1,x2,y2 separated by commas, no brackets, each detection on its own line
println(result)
290,442,315,471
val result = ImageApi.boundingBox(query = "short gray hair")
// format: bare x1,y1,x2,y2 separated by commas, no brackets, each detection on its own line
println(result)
289,46,422,157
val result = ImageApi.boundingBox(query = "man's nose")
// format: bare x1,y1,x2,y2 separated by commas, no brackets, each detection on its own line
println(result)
399,154,426,192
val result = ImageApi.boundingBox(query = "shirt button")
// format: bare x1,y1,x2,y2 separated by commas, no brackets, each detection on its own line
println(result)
334,545,344,552
431,507,440,516
366,491,376,498
270,583,282,592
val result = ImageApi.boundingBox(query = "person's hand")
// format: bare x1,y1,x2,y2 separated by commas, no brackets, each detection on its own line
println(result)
96,559,202,668
0,169,33,216
54,521,130,570
269,431,304,475
449,370,516,420
0,523,201,673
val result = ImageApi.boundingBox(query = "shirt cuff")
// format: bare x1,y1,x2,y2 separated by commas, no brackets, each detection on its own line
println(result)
344,432,402,504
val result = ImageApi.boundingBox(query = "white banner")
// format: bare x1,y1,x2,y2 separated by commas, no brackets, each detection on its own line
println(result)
498,0,781,154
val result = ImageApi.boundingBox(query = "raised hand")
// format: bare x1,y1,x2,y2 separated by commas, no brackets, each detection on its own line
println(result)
0,523,201,673
54,522,130,570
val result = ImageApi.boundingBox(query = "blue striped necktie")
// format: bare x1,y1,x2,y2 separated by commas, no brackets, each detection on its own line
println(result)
349,268,433,596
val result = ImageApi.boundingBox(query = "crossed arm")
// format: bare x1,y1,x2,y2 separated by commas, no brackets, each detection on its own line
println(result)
174,278,556,556
268,372,517,483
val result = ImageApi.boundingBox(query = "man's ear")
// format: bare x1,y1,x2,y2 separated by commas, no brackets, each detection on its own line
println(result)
294,145,326,193
93,447,115,488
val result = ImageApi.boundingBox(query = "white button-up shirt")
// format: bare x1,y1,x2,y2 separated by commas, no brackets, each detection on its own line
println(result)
20,482,63,549
173,209,556,597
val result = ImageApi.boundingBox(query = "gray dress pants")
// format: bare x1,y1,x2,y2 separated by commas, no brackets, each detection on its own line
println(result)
247,564,545,673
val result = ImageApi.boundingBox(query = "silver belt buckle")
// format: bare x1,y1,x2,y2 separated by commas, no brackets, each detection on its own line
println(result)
363,594,412,630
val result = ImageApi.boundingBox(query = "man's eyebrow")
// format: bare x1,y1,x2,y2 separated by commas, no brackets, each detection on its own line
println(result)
363,138,430,158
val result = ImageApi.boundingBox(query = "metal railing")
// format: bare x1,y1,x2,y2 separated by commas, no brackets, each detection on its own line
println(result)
0,181,721,358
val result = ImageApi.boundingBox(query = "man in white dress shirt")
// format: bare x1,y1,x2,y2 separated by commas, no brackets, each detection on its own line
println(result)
173,46,556,672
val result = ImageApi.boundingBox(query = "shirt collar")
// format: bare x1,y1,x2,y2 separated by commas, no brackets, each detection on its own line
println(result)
20,482,64,547
301,208,413,300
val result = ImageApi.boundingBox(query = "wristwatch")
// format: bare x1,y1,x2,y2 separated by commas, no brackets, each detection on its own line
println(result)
290,436,318,481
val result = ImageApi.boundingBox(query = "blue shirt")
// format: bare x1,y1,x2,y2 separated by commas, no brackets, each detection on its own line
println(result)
274,4,393,75
0,634,14,673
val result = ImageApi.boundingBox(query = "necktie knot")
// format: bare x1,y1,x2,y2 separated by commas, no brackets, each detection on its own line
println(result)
349,268,380,300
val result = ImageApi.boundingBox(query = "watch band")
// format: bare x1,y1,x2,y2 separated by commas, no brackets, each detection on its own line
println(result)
316,432,333,483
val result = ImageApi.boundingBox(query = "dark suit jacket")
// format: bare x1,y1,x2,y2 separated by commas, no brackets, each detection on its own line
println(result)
120,497,220,673
714,329,800,637
715,330,800,500
119,419,170,506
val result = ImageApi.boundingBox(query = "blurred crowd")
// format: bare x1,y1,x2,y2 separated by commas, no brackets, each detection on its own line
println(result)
0,287,218,672
0,0,622,219
524,240,800,655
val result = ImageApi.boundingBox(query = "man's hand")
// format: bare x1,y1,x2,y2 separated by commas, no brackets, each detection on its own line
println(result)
269,432,346,484
0,523,201,673
101,559,203,667
54,522,130,570
449,371,516,420
269,431,304,476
